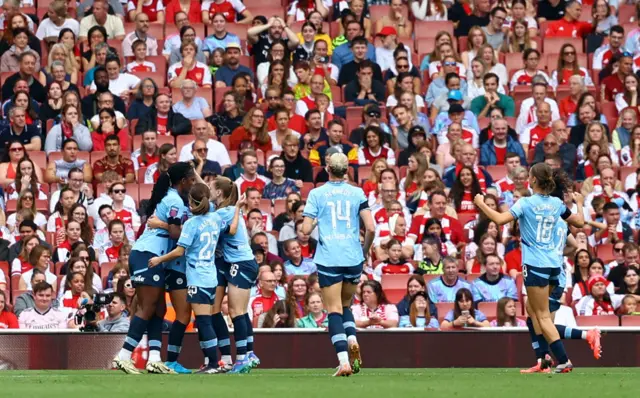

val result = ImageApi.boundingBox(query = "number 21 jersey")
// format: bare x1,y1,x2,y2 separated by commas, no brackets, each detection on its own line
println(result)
303,181,369,267
509,194,570,269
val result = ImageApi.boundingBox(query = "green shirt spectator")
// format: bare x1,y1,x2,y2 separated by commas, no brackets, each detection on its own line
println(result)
469,72,515,117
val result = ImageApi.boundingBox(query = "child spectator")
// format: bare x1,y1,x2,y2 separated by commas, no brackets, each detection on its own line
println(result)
490,297,526,327
399,291,439,328
620,295,639,315
441,288,490,329
372,239,414,281
126,39,156,73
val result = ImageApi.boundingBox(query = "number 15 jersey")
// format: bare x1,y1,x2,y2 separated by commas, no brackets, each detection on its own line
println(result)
303,181,369,267
509,194,571,270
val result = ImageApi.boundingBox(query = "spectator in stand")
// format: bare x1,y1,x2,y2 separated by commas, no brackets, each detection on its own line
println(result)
40,43,79,87
448,165,483,216
441,287,489,329
544,0,595,38
78,0,124,41
13,269,46,316
576,122,618,166
1,52,44,103
309,120,357,166
460,26,491,70
234,150,270,195
257,41,298,94
601,52,634,103
81,67,126,121
614,74,640,113
98,219,130,264
443,143,493,189
451,0,490,38
0,12,39,56
97,293,130,332
259,300,297,328
279,134,312,183
263,156,301,200
122,13,157,57
126,78,157,121
92,135,135,183
357,126,395,166
296,292,328,328
0,290,17,328
591,202,633,246
620,295,639,315
572,258,614,304
480,119,527,167
395,274,427,316
229,107,273,153
614,109,637,153
172,81,213,122
410,0,447,21
18,245,56,292
373,238,414,279
208,91,245,137
177,120,230,167
519,103,553,161
80,28,115,78
0,107,41,154
168,43,213,89
593,25,625,70
576,275,625,316
428,42,465,83
619,266,640,297
515,80,560,136
90,56,140,99
57,257,100,300
559,75,586,120
203,13,241,58
344,60,385,104
502,19,537,53
6,191,47,232
399,291,439,328
283,239,316,276
268,109,301,152
549,43,594,89
10,234,39,279
18,282,69,329
470,73,514,117
90,98,128,138
332,19,375,69
93,204,135,251
481,7,507,50
490,297,526,327
248,270,280,322
407,190,465,246
188,139,222,176
471,253,517,302
44,105,92,154
466,233,501,274
509,49,550,92
351,280,399,329
5,157,47,201
36,0,79,44
0,27,40,73
212,43,252,88
135,94,192,136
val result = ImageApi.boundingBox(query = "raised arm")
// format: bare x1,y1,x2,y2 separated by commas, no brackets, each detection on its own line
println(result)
228,194,247,236
564,192,585,228
473,194,514,226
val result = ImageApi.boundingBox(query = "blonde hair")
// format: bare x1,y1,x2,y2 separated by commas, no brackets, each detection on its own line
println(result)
404,152,428,192
47,43,78,75
214,176,239,209
584,121,609,153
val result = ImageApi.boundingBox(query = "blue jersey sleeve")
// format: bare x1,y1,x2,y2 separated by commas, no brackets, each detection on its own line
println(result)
177,218,196,249
303,190,318,219
357,188,368,212
509,196,525,220
165,195,186,226
471,281,483,303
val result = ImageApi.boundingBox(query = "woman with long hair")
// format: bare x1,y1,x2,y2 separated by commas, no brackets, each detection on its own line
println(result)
286,0,328,24
263,60,291,98
461,26,488,69
410,0,447,22
91,108,128,151
0,290,18,329
358,126,396,166
620,125,640,168
209,176,261,372
18,245,57,292
69,203,93,245
503,0,538,36
10,235,40,278
6,90,39,125
614,73,640,113
44,104,92,154
260,300,297,328
285,275,309,318
6,190,47,232
466,57,492,102
490,297,526,327
576,121,618,165
47,186,75,244
502,19,536,53
477,44,508,88
144,143,178,184
132,130,160,173
395,274,426,317
441,288,489,329
550,43,593,89
81,25,116,73
465,233,500,274
58,256,101,300
362,159,389,198
127,78,158,121
419,31,453,73
399,291,439,328
270,261,288,298
0,13,41,59
268,109,301,151
375,0,413,37
400,152,427,197
39,81,64,123
229,107,272,153
0,27,41,73
449,166,483,216
113,162,196,375
5,157,46,201
116,277,137,316
613,108,637,153
40,42,78,86
57,28,80,66
568,92,607,128
351,280,399,329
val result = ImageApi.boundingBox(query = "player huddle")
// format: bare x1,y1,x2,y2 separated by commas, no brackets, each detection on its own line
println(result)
112,151,372,376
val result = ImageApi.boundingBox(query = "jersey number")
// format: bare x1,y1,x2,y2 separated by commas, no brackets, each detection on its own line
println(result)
230,263,239,277
535,215,554,243
327,200,351,229
199,232,215,260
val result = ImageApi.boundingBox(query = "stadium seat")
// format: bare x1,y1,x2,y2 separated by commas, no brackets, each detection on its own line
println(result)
259,199,271,214
300,183,314,199
225,23,249,41
465,273,481,283
478,302,497,319
422,274,440,284
11,289,27,305
176,134,195,157
414,20,454,39
595,244,615,264
543,37,584,54
485,165,507,181
620,315,640,326
456,213,477,229
575,315,620,327
138,167,148,183
248,6,285,19
618,4,636,23
620,167,635,186
140,184,154,201
381,274,411,303
274,199,286,216
358,166,372,185
435,302,454,323
131,70,166,87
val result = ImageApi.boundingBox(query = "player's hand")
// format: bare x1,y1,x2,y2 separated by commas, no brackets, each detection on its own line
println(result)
572,192,584,206
236,193,247,208
148,257,162,268
147,214,163,229
473,194,485,207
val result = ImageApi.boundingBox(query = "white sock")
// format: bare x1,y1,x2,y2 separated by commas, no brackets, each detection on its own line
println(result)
221,355,232,364
204,357,209,366
117,348,132,361
236,354,246,361
337,352,349,366
581,331,587,340
148,350,161,363
347,336,358,346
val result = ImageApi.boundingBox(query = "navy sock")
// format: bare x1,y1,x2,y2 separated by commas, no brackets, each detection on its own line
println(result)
328,312,348,354
525,318,547,359
211,313,231,356
195,315,218,365
550,340,569,364
342,307,357,340
123,316,149,352
147,315,163,361
536,334,549,357
166,321,187,362
244,313,254,352
232,315,248,359
556,325,584,340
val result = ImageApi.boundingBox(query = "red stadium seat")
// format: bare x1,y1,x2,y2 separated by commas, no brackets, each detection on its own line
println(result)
139,184,154,201
620,315,640,326
422,274,440,284
478,302,497,319
486,165,507,181
358,166,372,185
300,183,314,199
138,167,147,183
465,273,481,283
620,167,636,186
543,37,584,54
224,24,249,41
11,289,27,305
132,70,166,87
414,20,454,39
214,87,232,111
595,244,616,264
176,134,195,157
273,199,286,216
618,4,636,24
248,6,285,19
575,315,619,327
435,302,454,323
259,199,271,214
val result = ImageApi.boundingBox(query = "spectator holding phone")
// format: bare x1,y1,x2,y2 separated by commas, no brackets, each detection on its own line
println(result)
441,288,490,329
351,280,399,329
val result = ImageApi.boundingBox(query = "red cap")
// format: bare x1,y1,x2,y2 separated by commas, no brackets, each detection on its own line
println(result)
587,275,607,294
377,26,397,37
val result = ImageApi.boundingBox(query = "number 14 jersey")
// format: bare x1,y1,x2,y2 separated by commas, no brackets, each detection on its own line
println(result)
509,194,571,270
303,181,369,267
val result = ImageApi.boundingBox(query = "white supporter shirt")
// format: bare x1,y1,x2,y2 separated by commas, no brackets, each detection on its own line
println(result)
386,94,425,108
267,130,301,151
35,18,79,40
571,281,615,303
428,61,466,79
575,294,625,316
163,35,203,56
7,212,47,230
20,269,57,291
90,73,141,97
93,225,136,252
18,307,68,329
515,97,560,135
89,193,137,229
178,139,231,166
549,67,594,89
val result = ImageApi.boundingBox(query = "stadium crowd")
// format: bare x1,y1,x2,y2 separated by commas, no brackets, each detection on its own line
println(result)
1,0,640,333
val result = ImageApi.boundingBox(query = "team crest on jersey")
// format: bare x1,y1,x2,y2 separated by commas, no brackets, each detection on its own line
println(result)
177,278,184,286
195,72,202,79
169,206,179,218
153,275,160,282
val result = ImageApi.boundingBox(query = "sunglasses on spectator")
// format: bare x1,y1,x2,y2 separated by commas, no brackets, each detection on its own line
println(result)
195,147,208,153
80,256,90,261
112,189,126,194
397,64,409,69
614,247,624,253
10,147,23,152
443,61,456,66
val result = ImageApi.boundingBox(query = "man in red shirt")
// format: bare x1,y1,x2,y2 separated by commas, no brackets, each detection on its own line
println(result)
545,0,595,38
492,152,523,198
479,118,527,166
592,25,625,70
234,150,270,195
92,135,136,183
519,102,552,160
601,52,633,102
406,190,465,246
248,271,280,323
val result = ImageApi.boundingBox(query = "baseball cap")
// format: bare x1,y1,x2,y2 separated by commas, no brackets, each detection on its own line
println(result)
226,42,242,51
448,103,465,114
447,89,463,102
376,26,397,37
364,103,381,117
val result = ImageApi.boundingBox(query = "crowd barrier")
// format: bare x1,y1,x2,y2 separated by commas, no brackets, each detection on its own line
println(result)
1,328,638,370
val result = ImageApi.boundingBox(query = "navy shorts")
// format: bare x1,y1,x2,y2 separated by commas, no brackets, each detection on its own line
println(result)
187,286,216,305
130,250,165,288
548,285,564,313
522,264,561,288
317,264,363,288
217,258,258,289
165,269,187,291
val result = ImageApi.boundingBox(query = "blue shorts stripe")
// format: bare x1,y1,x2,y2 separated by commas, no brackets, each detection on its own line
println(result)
167,344,181,353
235,339,247,347
239,272,253,283
564,327,573,339
149,339,162,348
532,341,539,349
132,268,148,275
218,338,230,347
247,336,254,343
317,269,341,277
200,338,218,349
331,333,347,345
125,337,139,348
530,269,551,279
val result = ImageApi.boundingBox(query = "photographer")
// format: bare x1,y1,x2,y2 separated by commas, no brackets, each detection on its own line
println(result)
97,293,130,332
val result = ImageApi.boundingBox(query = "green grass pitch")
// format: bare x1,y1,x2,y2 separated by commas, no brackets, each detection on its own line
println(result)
1,368,639,398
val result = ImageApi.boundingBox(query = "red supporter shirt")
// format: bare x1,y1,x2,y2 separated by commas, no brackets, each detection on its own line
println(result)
545,18,593,38
91,129,129,151
376,262,413,275
157,116,169,135
558,96,577,119
165,0,202,23
93,155,135,181
250,294,278,321
505,247,522,274
168,63,210,86
457,191,477,215
268,114,307,134
0,311,19,329
409,213,464,244
556,68,588,86
229,127,273,153
493,145,506,165
235,174,269,195
128,62,154,73
602,74,625,102
128,0,163,21
135,152,159,168
114,209,134,228
105,243,123,263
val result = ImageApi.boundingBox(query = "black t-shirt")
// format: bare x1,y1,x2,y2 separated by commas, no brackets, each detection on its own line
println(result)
0,123,41,152
537,0,567,21
338,60,383,87
251,33,290,66
1,73,46,103
455,14,489,37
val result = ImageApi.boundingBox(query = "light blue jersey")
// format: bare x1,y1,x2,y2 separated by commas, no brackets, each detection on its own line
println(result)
471,275,518,303
177,212,222,289
215,206,254,263
303,181,368,267
509,194,569,270
133,188,187,258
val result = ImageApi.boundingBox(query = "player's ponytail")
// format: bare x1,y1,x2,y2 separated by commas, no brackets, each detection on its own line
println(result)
214,176,239,208
146,162,194,217
189,183,211,216
529,163,556,195
550,168,572,200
